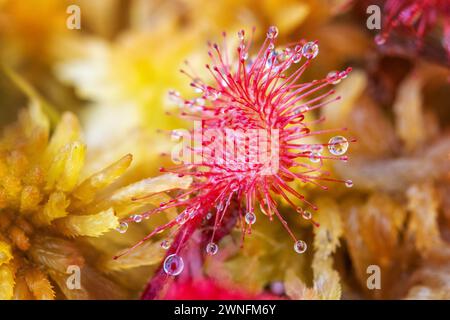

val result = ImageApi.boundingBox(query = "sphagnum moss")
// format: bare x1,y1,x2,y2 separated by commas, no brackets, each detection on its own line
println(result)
0,101,190,299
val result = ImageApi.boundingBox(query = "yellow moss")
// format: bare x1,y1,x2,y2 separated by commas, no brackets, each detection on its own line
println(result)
0,102,186,299
22,166,45,187
72,154,133,205
0,188,7,209
311,198,343,300
80,173,193,219
28,236,85,273
393,73,425,152
406,182,442,253
285,268,319,300
56,208,119,237
110,173,192,204
210,213,312,294
0,160,8,179
45,146,70,191
57,141,86,192
99,240,164,271
0,264,15,300
322,70,367,128
314,198,343,258
2,175,22,204
8,226,30,251
24,101,50,137
0,240,12,266
284,199,343,300
340,194,409,298
20,185,42,213
24,268,55,300
46,269,89,300
33,191,70,226
44,112,80,162
7,150,29,177
13,276,34,300
270,2,310,33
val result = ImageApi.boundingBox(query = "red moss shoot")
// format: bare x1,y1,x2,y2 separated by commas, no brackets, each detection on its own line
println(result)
375,0,450,55
115,26,353,280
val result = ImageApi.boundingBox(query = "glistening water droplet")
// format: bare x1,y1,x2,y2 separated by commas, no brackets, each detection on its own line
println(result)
301,42,319,59
299,105,309,113
375,34,387,45
237,30,245,40
132,214,143,223
294,240,307,254
176,211,189,225
309,152,321,163
206,242,219,255
270,281,285,295
163,254,184,276
204,88,220,101
312,144,324,152
345,180,353,188
326,71,341,84
171,129,184,139
168,90,183,106
328,136,349,156
115,221,128,234
267,26,279,39
302,210,312,220
245,212,256,225
292,53,302,63
161,240,170,250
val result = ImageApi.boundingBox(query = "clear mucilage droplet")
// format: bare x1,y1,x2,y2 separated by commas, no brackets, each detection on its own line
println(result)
168,90,183,106
278,48,291,62
270,281,285,295
328,136,349,156
301,42,319,59
294,240,307,254
204,88,220,101
339,71,348,79
312,144,324,152
116,221,128,234
245,211,256,225
241,51,249,60
309,152,321,163
375,34,387,45
267,26,279,39
266,49,278,68
292,53,302,63
206,242,219,255
132,214,143,223
163,254,184,276
345,180,353,188
299,105,309,113
176,211,189,225
291,44,302,64
326,71,341,85
171,129,184,139
195,98,205,106
302,210,312,220
237,30,245,40
161,240,171,250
